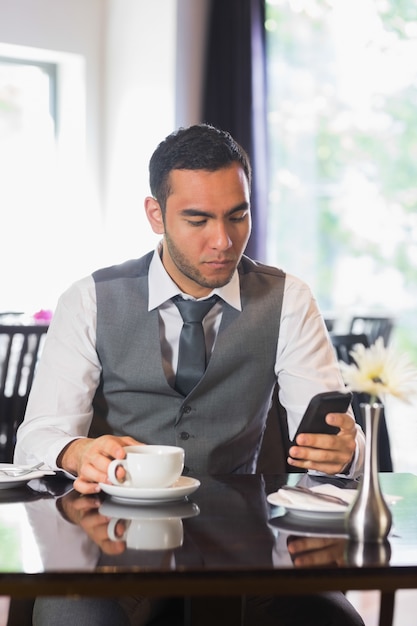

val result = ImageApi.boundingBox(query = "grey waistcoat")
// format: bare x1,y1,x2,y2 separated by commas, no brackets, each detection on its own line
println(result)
92,252,285,475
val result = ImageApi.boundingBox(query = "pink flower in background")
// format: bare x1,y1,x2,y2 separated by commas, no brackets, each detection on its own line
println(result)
32,309,53,323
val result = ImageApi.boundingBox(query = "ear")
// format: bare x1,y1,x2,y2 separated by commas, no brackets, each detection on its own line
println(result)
144,196,164,234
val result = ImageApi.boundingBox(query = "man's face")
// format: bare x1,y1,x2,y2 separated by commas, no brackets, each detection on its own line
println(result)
151,164,251,298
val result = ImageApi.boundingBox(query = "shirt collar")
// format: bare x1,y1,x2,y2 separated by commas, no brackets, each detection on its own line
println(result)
148,247,242,311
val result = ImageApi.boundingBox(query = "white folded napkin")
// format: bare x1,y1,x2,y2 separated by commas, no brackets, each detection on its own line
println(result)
282,484,355,510
268,484,356,512
267,483,402,513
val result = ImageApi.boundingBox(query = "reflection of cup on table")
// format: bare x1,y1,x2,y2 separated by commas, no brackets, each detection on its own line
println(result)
102,501,200,551
107,516,184,550
107,445,184,489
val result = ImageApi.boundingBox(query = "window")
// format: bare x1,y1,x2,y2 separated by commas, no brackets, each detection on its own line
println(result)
265,0,417,360
0,45,99,315
0,56,57,313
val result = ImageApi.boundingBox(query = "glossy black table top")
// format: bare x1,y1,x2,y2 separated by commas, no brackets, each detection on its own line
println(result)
0,472,416,597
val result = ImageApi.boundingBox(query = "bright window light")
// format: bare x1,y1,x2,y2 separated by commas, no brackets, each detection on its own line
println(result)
0,44,101,315
266,0,417,360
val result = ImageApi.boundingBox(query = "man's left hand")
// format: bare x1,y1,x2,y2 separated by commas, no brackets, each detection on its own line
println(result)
287,412,357,474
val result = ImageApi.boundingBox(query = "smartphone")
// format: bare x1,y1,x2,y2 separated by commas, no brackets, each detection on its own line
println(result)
292,390,353,442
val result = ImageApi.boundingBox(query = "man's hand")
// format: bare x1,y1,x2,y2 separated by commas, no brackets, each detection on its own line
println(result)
58,490,127,555
286,535,347,567
287,412,357,474
58,434,141,494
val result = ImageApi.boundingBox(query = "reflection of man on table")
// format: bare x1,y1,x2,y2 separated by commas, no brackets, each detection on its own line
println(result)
23,477,351,623
15,124,365,625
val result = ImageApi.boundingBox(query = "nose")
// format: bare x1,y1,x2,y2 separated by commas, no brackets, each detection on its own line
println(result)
209,221,232,250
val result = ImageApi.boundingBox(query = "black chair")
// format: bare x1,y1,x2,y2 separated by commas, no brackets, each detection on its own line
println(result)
0,324,48,463
324,317,335,332
349,316,394,345
331,332,370,365
330,333,393,472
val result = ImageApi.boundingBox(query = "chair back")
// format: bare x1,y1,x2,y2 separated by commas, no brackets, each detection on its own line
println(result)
330,332,393,471
331,332,370,362
349,316,394,345
0,324,48,462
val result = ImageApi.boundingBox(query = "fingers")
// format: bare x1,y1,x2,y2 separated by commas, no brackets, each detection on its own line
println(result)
288,412,356,474
61,493,127,555
326,411,357,433
58,489,101,521
73,475,102,494
80,512,126,554
287,444,355,473
73,435,143,494
287,536,347,567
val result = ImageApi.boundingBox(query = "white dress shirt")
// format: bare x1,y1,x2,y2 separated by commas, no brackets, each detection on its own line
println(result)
15,249,364,476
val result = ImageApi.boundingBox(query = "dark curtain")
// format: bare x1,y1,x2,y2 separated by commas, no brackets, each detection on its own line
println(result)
203,0,268,262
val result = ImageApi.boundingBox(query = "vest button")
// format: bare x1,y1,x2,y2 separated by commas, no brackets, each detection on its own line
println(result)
180,431,190,440
183,405,192,414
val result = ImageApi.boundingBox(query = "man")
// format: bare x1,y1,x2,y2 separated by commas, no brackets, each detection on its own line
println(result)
15,124,364,625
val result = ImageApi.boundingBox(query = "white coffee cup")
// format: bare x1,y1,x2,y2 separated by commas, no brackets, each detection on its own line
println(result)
107,445,184,489
107,516,184,550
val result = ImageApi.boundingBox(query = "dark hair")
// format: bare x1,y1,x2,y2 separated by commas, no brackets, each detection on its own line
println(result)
149,124,252,211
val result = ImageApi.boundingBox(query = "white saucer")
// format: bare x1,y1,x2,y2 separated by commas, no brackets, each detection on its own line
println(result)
0,464,55,490
100,499,200,520
99,476,200,505
268,513,347,537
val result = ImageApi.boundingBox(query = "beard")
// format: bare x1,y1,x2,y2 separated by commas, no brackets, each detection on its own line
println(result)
164,232,237,290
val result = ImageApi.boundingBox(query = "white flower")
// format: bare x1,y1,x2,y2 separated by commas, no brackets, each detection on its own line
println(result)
339,337,417,404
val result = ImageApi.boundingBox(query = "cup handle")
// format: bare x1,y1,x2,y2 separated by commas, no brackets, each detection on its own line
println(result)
107,518,129,542
107,459,130,486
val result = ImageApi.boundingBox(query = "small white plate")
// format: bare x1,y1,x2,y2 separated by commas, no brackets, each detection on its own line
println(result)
267,484,402,519
99,476,201,505
0,464,55,490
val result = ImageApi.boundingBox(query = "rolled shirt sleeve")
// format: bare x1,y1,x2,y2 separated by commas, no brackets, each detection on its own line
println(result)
14,276,101,470
275,274,364,478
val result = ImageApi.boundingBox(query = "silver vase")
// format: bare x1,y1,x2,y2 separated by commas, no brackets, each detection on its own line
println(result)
345,402,392,542
345,538,391,566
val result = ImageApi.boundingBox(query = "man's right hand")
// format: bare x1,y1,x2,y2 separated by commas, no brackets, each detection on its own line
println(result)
58,434,141,494
58,490,127,555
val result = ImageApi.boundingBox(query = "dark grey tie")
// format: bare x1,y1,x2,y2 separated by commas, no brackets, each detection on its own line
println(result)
173,295,218,396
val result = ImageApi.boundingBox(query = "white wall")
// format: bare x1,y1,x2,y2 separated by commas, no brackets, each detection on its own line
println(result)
102,0,177,264
102,0,211,265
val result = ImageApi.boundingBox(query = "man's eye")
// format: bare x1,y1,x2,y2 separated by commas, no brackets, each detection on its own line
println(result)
230,213,247,222
188,219,207,226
